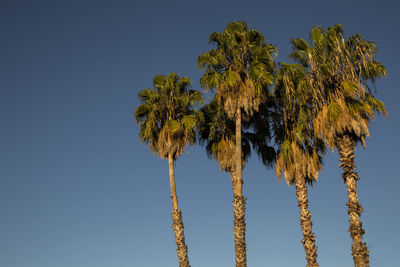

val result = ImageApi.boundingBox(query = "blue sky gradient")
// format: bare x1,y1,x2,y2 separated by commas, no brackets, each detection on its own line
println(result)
1,0,399,266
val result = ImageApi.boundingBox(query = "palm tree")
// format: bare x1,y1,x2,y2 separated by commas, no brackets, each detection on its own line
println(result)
273,63,324,267
290,25,387,266
135,73,204,267
197,21,276,266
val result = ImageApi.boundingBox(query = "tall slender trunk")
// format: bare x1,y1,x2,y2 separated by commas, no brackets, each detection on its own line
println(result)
295,174,319,267
233,106,247,267
168,154,190,267
336,134,370,267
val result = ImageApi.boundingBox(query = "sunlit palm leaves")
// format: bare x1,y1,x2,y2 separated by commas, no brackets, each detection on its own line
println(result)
289,25,386,148
135,73,204,159
197,21,276,118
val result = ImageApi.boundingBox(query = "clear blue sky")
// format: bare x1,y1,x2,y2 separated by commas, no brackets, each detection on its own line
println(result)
1,0,399,266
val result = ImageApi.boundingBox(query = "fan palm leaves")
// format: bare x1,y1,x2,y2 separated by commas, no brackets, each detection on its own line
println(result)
290,25,387,266
197,21,276,266
135,73,204,267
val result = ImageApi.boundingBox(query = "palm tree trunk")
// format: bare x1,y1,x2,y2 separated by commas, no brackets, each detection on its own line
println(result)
336,134,370,267
168,154,190,267
235,107,243,195
230,166,236,192
295,174,319,267
169,154,179,211
233,106,247,267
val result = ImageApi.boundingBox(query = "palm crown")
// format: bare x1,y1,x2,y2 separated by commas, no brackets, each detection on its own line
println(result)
274,63,325,185
135,73,204,159
290,24,386,148
197,21,276,118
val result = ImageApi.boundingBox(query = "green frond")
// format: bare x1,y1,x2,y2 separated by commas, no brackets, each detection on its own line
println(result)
310,26,324,44
346,98,368,117
153,74,167,89
366,94,387,115
181,115,196,129
290,38,310,52
280,140,292,162
327,101,341,120
134,103,152,124
288,50,308,67
199,71,221,92
176,76,192,89
188,90,205,106
166,119,180,133
326,24,344,40
341,80,359,96
226,70,240,87
138,88,156,102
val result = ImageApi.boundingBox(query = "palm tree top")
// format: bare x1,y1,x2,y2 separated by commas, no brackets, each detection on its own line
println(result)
197,21,276,118
135,72,204,160
290,24,387,148
274,63,325,185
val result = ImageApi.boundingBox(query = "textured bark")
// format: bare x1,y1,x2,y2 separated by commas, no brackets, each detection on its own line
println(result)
295,175,319,267
168,154,190,267
171,210,190,267
233,196,247,267
230,167,236,192
336,134,370,267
